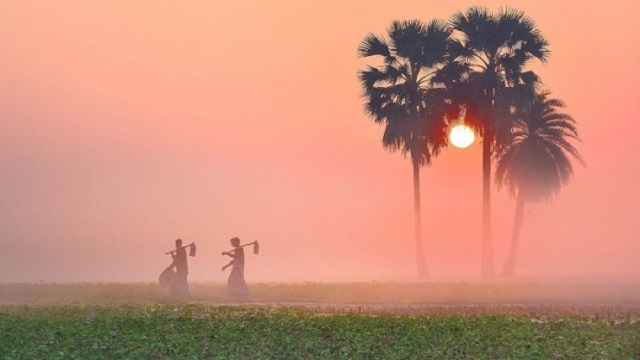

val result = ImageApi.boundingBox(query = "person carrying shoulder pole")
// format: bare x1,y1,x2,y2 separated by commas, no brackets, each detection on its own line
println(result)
222,237,258,299
168,238,191,298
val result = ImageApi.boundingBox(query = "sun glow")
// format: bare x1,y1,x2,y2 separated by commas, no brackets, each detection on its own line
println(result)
449,125,475,149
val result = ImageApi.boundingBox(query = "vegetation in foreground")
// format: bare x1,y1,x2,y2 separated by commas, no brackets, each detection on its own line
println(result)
1,304,638,360
1,283,638,359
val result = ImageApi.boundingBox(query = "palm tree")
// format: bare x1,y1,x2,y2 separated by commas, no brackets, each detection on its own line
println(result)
358,19,457,278
449,7,550,276
495,90,583,276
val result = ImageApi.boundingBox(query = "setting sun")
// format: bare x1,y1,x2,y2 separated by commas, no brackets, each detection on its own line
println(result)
449,125,475,148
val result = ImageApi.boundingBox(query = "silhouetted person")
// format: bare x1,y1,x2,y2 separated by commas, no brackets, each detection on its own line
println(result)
222,237,248,299
169,238,190,297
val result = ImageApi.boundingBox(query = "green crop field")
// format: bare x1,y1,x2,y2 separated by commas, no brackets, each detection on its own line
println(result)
1,282,639,359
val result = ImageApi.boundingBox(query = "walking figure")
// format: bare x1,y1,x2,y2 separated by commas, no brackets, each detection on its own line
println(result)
222,237,258,299
168,238,191,297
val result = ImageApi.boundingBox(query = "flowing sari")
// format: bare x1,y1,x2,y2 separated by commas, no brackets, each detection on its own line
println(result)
170,247,190,297
227,246,248,298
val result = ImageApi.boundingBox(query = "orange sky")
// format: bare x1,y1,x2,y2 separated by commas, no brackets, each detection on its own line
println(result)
1,0,639,282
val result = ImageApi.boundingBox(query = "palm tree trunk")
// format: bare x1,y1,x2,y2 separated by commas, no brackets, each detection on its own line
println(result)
481,127,494,277
412,158,428,279
503,191,526,276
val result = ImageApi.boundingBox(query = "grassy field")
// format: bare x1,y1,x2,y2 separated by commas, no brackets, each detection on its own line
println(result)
1,282,639,359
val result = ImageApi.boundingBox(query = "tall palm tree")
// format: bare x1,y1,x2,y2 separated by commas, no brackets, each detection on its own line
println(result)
449,7,549,276
495,90,583,276
358,19,456,278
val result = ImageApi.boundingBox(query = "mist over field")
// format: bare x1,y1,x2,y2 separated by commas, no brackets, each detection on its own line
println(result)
1,0,639,285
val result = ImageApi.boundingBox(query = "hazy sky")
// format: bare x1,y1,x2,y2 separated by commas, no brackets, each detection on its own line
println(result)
1,0,639,283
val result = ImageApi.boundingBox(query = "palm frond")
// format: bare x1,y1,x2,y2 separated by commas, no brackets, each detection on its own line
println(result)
497,7,550,63
389,19,427,60
357,33,390,58
358,66,389,90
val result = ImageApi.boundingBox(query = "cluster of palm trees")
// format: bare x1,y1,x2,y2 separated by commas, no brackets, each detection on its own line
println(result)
358,7,583,278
